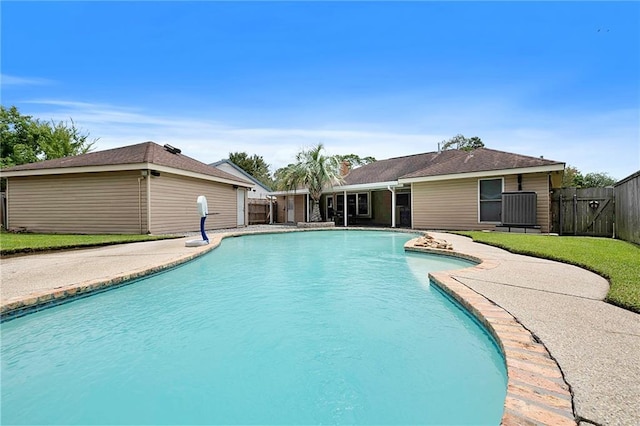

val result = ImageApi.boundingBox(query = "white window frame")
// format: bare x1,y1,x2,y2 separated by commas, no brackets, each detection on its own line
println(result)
478,177,504,223
336,192,371,218
355,192,371,218
325,195,334,220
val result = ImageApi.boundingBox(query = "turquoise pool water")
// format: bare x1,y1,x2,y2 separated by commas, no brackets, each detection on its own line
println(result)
1,231,507,425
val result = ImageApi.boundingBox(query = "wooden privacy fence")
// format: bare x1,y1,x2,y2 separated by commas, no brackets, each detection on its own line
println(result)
551,187,615,237
614,171,640,245
247,199,271,225
0,192,5,229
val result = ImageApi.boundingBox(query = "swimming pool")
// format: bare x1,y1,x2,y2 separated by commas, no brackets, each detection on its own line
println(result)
1,230,507,424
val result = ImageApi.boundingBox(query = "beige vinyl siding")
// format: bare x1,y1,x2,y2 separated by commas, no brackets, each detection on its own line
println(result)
294,195,306,223
149,173,236,234
7,171,147,234
274,196,287,223
412,172,552,232
413,178,482,231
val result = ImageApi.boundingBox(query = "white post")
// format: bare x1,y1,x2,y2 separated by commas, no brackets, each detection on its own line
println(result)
343,190,348,227
388,186,396,228
306,193,310,222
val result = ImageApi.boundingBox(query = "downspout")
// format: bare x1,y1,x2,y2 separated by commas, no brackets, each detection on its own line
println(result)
269,196,273,224
306,193,310,222
387,185,396,228
343,190,347,227
5,179,9,230
146,170,151,234
410,183,414,229
138,175,145,234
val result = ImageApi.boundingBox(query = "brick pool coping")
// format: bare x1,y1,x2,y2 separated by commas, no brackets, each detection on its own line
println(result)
405,239,576,425
1,227,576,424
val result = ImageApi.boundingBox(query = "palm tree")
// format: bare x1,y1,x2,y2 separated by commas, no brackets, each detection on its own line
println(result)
277,143,343,222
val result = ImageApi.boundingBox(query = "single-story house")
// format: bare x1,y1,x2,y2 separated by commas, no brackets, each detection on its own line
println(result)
0,141,253,234
270,148,565,233
210,159,273,200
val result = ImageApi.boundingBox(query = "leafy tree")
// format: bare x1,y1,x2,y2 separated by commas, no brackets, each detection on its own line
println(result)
440,134,485,152
562,165,616,188
562,165,584,188
1,105,95,168
583,172,616,188
335,154,376,169
228,151,273,187
276,143,343,222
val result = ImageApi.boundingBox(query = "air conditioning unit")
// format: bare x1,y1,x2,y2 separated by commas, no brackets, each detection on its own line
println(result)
501,192,537,227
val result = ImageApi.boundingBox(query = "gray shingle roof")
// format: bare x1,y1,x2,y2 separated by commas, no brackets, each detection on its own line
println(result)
343,150,462,185
343,148,563,185
2,141,252,184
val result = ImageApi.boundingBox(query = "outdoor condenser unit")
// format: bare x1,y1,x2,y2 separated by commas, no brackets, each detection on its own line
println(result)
501,192,537,227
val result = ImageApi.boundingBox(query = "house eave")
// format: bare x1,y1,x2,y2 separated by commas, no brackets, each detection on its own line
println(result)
0,163,253,188
329,181,402,192
399,164,565,184
269,189,310,196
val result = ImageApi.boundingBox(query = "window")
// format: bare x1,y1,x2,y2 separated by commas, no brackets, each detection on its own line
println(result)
357,193,369,216
325,195,334,220
336,192,370,217
479,178,503,222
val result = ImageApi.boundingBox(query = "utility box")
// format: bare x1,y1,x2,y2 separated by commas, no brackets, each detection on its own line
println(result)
502,192,537,227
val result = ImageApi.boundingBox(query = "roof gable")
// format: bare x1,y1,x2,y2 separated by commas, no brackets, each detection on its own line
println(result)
1,141,252,185
210,159,272,191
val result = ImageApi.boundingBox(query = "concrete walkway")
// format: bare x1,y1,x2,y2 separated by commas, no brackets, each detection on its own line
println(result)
427,232,640,426
1,227,638,425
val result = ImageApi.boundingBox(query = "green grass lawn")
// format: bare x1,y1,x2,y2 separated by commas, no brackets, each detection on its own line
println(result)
0,231,178,256
455,231,640,313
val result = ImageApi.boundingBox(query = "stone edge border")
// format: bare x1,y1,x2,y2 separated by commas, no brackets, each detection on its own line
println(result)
405,238,576,425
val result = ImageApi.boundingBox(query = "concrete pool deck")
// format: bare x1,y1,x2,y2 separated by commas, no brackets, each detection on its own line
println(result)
1,226,638,425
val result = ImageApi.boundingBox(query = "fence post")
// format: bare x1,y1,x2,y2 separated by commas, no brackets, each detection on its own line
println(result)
559,194,563,236
573,193,578,235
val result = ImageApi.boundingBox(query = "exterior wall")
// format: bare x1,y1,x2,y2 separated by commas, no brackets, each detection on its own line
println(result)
273,194,306,223
7,171,147,234
371,190,392,226
149,173,237,234
504,172,552,233
214,163,270,199
412,172,552,232
294,194,306,223
274,196,287,223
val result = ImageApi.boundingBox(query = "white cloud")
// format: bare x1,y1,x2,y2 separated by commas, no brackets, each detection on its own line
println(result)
1,74,54,86
21,99,639,180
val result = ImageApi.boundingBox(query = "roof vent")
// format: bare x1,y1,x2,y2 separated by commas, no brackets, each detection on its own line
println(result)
164,144,181,154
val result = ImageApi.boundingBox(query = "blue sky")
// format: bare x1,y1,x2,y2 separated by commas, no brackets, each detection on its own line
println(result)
2,1,639,179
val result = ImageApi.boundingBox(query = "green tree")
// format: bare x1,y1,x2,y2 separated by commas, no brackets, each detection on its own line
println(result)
562,165,616,188
335,154,376,169
562,165,584,188
440,134,485,152
228,152,273,187
1,105,95,168
276,143,343,222
583,172,616,188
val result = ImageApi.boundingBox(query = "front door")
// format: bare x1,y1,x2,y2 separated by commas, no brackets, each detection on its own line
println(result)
237,189,245,226
287,197,295,223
